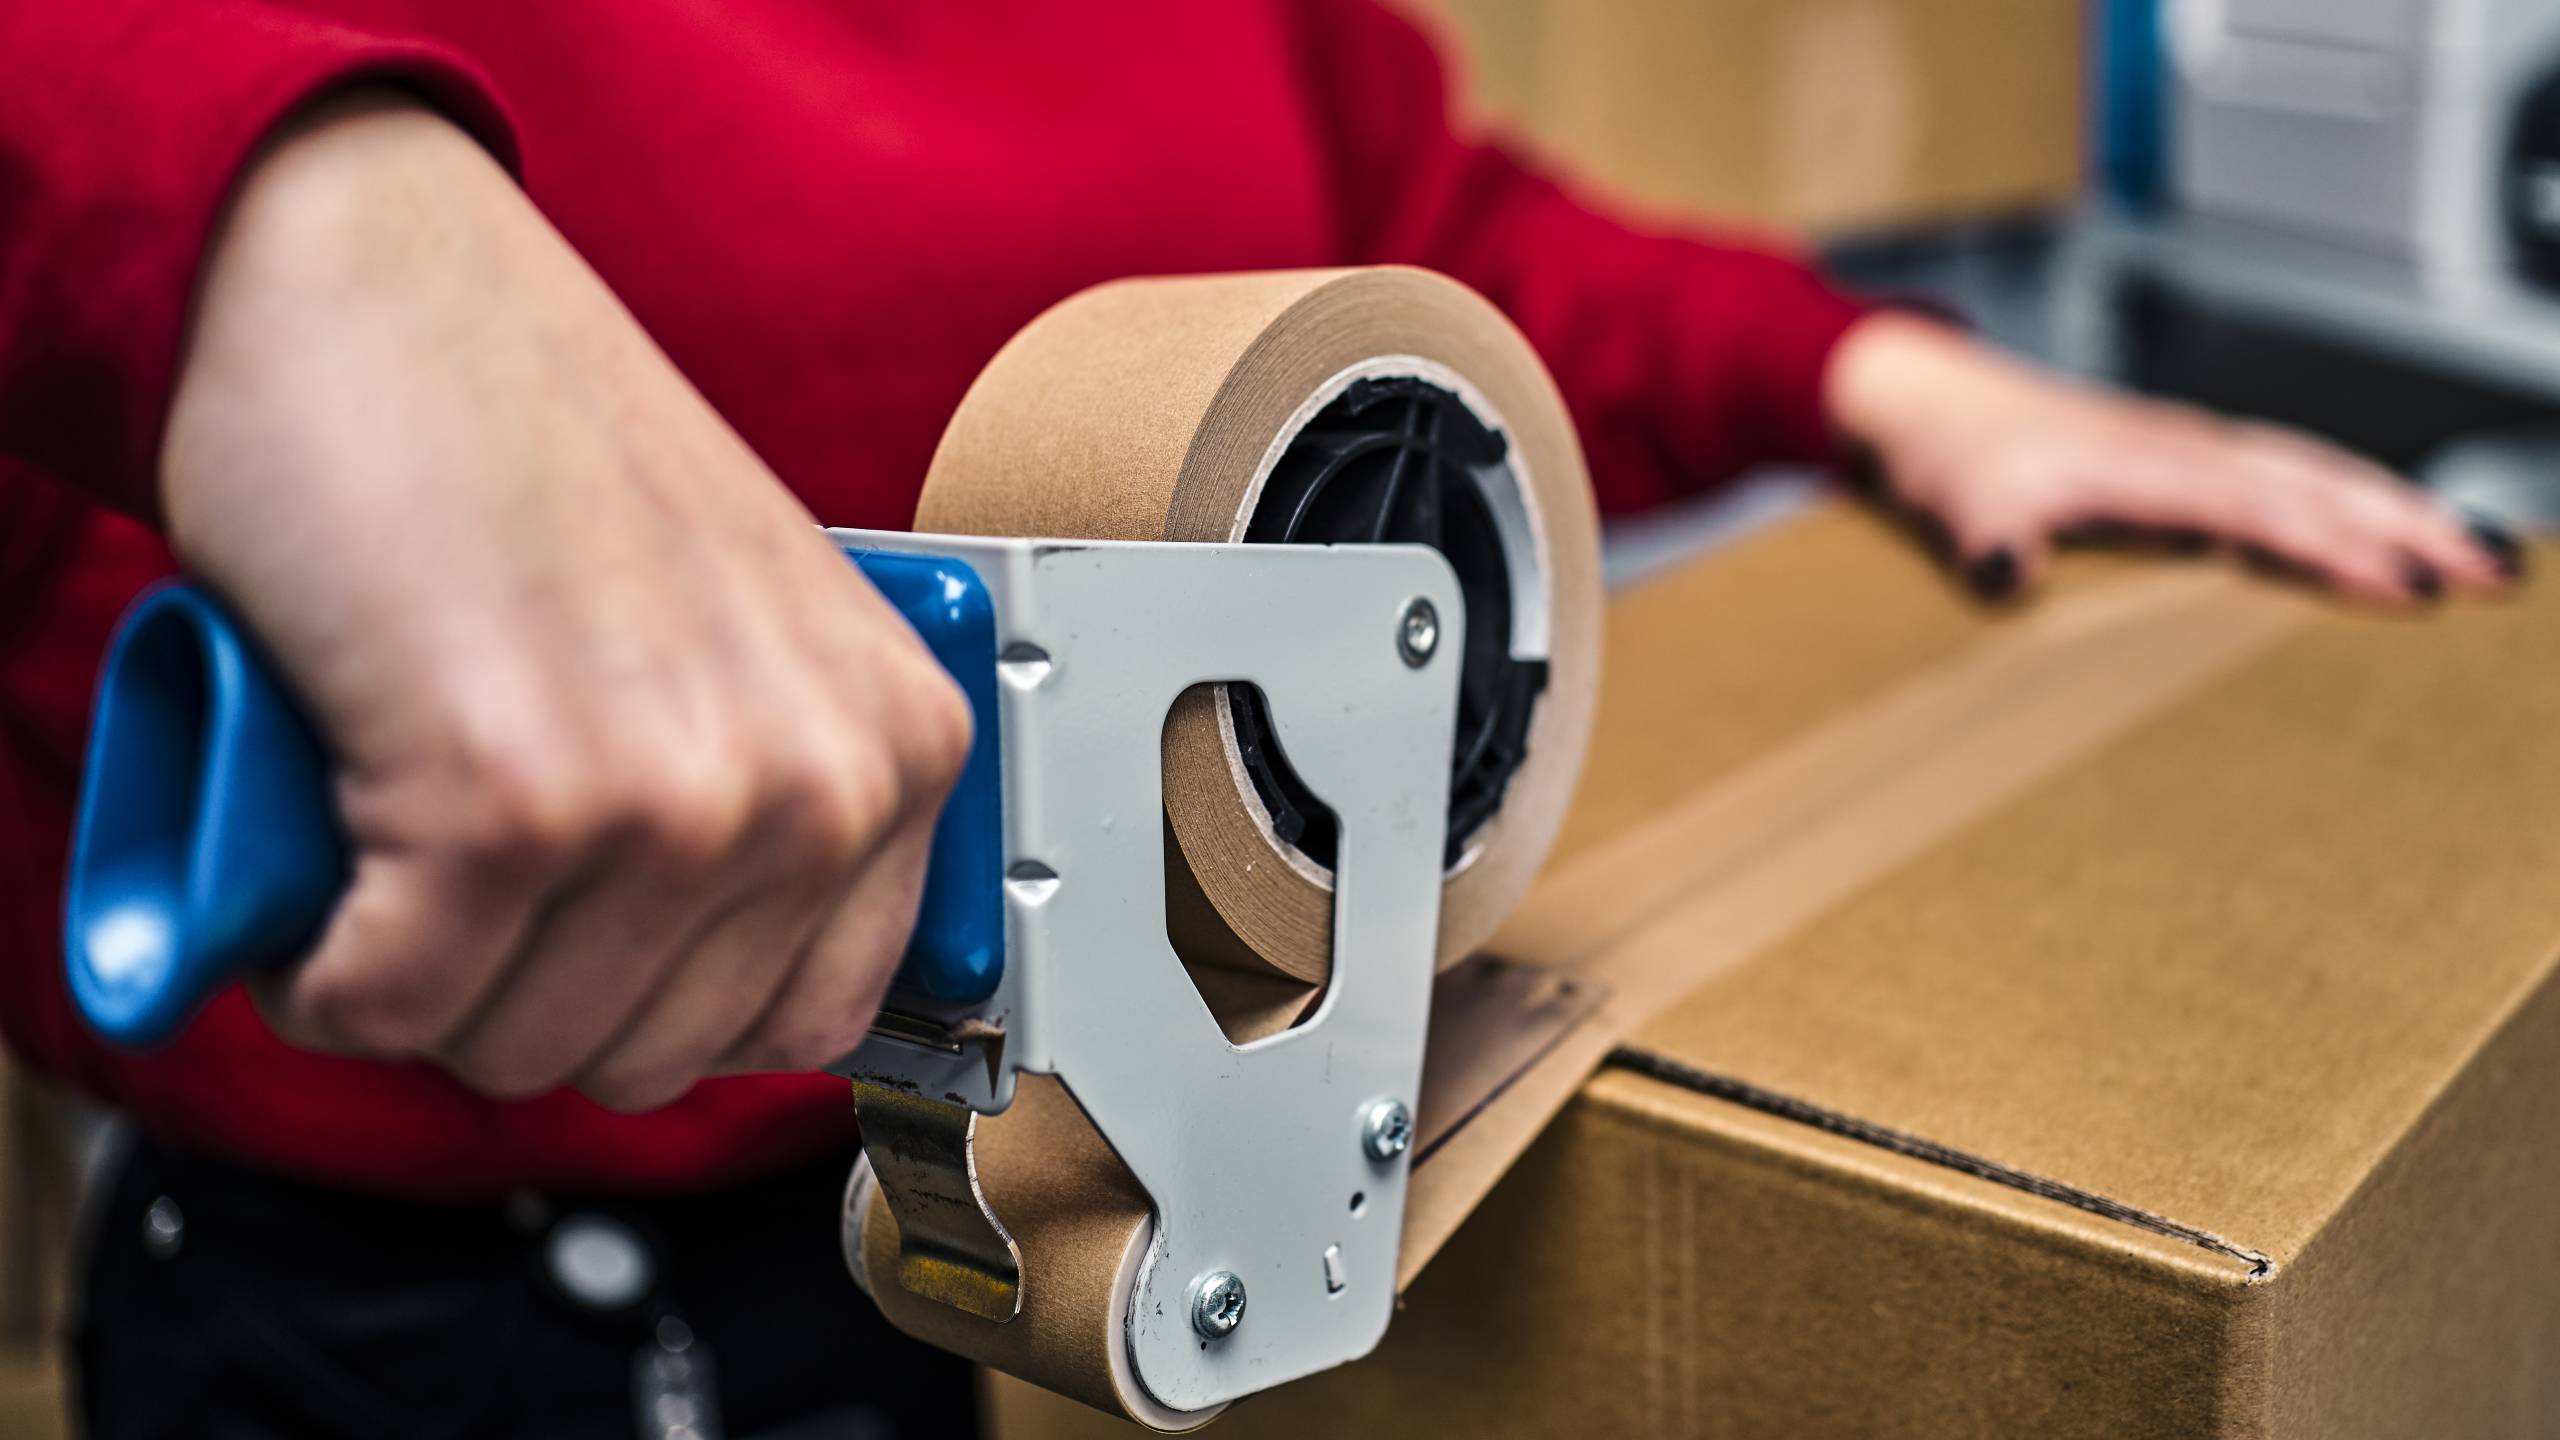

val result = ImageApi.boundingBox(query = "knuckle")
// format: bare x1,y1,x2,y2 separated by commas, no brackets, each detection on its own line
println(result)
2243,495,2328,552
580,1066,695,1115
2327,547,2402,591
922,682,976,791
769,757,893,872
434,707,598,855
454,1053,572,1103
564,723,755,870
752,949,897,1073
642,766,754,869
2397,501,2473,554
449,755,593,866
751,1012,867,1074
894,663,975,796
451,721,757,874
2334,483,2412,534
2163,408,2230,447
293,965,442,1057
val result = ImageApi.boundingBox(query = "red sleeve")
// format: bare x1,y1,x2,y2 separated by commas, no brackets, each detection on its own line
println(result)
0,2,519,526
1288,0,1871,516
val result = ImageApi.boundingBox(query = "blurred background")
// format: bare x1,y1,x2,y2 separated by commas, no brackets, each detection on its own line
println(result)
1405,0,2560,582
12,1,2560,1432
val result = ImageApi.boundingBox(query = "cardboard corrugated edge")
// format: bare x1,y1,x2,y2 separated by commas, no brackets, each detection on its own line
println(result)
2262,931,2560,1437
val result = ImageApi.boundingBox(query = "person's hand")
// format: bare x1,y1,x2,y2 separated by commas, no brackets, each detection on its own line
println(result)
1821,312,2524,604
161,93,972,1111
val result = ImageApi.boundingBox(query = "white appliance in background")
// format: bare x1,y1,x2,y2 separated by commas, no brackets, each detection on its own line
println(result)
2167,0,2560,289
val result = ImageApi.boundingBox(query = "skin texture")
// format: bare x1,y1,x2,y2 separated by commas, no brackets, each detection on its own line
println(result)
1823,311,2516,604
163,94,972,1112
163,97,2511,1111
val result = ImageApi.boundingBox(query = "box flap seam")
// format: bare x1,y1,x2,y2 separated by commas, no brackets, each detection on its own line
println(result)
1604,1045,2277,1281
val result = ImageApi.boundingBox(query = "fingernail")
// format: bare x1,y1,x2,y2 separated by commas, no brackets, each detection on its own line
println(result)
2404,557,2443,602
1966,547,2020,602
2466,514,2526,580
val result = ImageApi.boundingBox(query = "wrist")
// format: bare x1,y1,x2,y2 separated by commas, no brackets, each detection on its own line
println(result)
1818,310,1980,458
215,90,499,278
162,91,519,529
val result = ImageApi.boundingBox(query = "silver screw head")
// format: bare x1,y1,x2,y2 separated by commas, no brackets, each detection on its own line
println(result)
1361,1098,1415,1162
1397,598,1439,668
1189,1270,1247,1339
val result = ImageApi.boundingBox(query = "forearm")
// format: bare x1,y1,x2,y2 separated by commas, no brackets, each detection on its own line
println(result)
166,92,522,544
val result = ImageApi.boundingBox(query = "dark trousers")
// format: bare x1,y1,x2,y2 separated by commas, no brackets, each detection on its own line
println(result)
75,1136,979,1440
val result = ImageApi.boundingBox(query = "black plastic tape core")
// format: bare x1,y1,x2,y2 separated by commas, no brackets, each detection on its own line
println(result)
1229,376,1547,873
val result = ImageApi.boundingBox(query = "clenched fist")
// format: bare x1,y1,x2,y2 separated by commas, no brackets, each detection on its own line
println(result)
162,94,970,1111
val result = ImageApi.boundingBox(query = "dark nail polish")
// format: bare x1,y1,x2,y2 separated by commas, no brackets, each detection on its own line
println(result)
2404,558,2443,602
1966,547,2019,602
2467,514,2526,579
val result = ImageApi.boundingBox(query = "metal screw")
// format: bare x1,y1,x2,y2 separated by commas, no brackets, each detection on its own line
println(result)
141,1196,183,1260
1397,598,1439,668
1189,1270,1247,1340
1361,1098,1414,1162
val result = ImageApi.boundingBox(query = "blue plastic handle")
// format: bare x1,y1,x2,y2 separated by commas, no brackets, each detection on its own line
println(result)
65,546,1006,1050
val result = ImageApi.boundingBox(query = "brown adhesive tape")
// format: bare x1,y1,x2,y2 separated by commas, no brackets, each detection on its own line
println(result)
915,266,1605,984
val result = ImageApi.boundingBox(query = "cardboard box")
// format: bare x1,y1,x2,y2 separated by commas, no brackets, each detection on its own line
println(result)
1404,0,2087,235
991,505,2560,1438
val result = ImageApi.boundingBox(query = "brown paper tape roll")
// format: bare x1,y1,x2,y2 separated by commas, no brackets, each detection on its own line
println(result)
916,266,1604,983
854,1077,1213,1432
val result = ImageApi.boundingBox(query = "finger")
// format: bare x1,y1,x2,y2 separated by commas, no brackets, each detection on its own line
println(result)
429,831,731,1099
1926,475,2054,603
2239,432,2509,593
539,713,934,1109
710,810,935,1080
259,839,554,1059
426,722,781,1096
566,865,849,1113
2248,498,2419,604
2038,440,2421,604
2462,510,2530,581
2040,439,2266,541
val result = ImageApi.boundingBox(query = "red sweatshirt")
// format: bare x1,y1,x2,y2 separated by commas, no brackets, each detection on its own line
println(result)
0,0,1865,1197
